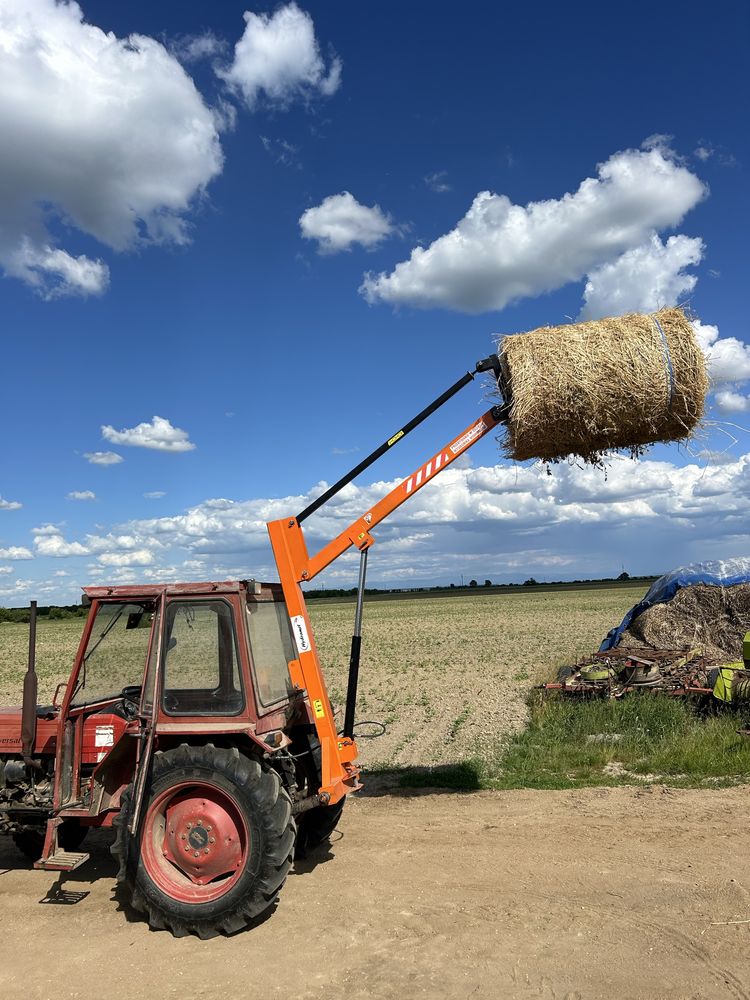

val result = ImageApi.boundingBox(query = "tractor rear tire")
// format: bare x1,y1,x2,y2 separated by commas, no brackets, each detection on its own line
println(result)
295,732,345,856
112,743,295,938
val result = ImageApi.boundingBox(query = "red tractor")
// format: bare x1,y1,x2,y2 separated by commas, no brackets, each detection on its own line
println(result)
0,358,505,937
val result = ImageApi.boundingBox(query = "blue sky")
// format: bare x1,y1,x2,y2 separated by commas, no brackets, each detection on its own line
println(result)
0,0,748,604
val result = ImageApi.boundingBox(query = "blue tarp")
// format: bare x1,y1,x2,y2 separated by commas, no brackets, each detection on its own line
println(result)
600,558,750,651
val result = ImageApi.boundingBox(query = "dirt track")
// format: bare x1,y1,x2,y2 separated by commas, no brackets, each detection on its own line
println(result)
2,784,750,1000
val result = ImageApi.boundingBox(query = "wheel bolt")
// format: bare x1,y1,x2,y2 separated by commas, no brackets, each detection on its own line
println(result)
196,819,202,826
204,849,209,855
184,845,190,852
180,834,186,840
187,823,192,830
206,826,212,833
209,837,215,844
193,851,199,858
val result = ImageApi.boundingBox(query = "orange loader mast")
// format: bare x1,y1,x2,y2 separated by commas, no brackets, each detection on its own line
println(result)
267,356,508,807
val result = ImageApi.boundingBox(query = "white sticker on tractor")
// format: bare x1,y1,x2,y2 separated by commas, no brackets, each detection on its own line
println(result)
95,725,114,748
450,419,486,455
291,615,311,654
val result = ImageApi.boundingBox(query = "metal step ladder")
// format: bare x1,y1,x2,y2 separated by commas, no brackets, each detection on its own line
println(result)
34,850,89,872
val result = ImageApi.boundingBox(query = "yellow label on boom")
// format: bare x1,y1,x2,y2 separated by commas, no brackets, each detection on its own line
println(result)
313,699,325,718
388,430,404,447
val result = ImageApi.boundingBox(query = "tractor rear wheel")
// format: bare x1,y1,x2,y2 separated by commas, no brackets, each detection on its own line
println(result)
112,744,295,938
295,732,345,856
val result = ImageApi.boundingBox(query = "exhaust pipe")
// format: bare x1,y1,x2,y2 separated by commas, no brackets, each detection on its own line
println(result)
21,600,38,766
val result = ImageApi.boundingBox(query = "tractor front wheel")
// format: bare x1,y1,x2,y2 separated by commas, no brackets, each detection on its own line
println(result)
112,744,295,938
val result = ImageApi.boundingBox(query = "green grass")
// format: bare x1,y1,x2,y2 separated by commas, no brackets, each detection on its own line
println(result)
394,693,750,791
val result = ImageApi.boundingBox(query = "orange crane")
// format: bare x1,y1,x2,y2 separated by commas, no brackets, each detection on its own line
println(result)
268,354,506,808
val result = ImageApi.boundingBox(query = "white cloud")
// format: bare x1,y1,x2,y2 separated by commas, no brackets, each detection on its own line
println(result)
0,0,223,297
33,529,89,557
16,444,750,599
101,416,196,453
84,451,124,466
0,546,32,560
0,496,21,510
361,145,706,313
86,449,750,588
11,242,109,299
173,31,226,63
424,171,451,193
67,490,96,501
0,565,13,575
693,321,750,385
300,192,394,254
580,234,703,320
144,491,166,499
715,390,750,414
97,549,154,567
219,3,341,110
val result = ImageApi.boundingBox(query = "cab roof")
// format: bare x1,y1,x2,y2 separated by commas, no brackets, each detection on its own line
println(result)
82,580,282,601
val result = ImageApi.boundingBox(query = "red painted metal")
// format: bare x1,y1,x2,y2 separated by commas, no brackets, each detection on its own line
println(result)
141,781,249,901
79,712,128,765
0,708,56,754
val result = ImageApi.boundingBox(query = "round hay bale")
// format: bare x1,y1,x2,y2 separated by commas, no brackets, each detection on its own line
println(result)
617,583,750,661
497,307,708,464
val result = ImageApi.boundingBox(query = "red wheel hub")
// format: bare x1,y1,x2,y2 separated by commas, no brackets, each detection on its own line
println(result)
141,781,249,903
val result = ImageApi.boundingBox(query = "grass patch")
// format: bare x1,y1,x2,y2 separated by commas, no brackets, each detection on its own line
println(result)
395,694,750,792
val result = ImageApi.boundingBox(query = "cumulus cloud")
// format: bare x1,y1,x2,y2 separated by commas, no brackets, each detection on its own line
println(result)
67,490,96,501
300,192,395,254
0,0,223,297
361,145,706,312
693,322,750,385
84,451,124,466
715,390,750,414
108,451,750,581
33,528,89,557
14,443,750,597
97,549,154,567
580,234,703,320
0,496,21,510
219,3,341,110
101,416,195,453
0,546,32,560
10,242,109,299
0,565,12,575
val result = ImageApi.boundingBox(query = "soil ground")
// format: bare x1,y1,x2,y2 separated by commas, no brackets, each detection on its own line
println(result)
2,784,750,1000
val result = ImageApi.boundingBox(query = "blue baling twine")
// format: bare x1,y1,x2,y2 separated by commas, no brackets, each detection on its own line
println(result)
653,315,675,410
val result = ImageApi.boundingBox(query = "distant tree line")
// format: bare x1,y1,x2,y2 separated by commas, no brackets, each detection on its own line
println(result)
303,572,655,600
0,571,651,617
0,604,88,624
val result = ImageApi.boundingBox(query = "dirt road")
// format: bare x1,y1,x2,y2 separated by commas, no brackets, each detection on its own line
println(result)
1,784,749,1000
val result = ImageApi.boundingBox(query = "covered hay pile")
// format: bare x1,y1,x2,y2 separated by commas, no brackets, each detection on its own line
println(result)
618,584,750,661
498,307,708,464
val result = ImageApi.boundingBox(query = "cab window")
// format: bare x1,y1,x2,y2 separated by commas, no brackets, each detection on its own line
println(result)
246,600,294,707
162,600,244,716
73,602,154,707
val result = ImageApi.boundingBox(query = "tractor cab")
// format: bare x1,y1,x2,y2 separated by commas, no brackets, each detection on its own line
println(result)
0,580,319,878
54,580,310,813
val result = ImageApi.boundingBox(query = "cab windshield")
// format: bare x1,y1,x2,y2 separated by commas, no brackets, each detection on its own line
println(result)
72,601,155,707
